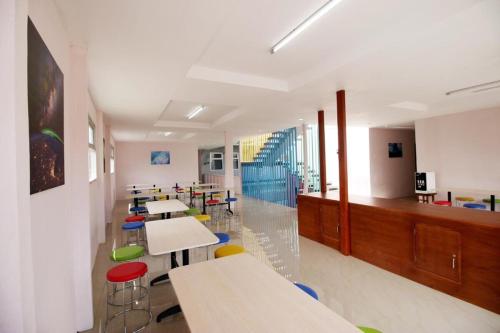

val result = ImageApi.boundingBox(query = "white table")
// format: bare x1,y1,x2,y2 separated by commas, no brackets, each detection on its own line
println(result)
195,183,219,188
170,253,362,333
145,216,219,322
127,185,170,192
146,199,189,219
127,191,175,199
145,216,219,256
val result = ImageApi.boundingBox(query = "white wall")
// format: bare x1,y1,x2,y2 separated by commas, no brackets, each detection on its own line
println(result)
116,141,198,199
1,0,36,331
370,128,416,198
325,126,371,196
415,108,500,199
0,0,98,330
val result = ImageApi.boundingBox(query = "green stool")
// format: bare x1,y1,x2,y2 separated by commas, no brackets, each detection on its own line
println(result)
110,245,145,262
358,327,383,333
185,208,201,216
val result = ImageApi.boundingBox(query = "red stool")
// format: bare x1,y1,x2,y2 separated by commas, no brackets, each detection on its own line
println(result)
125,215,145,223
206,199,221,223
433,201,452,207
106,262,151,332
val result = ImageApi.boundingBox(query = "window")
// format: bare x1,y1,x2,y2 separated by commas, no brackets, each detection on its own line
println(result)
110,145,115,174
233,152,239,170
88,117,97,182
210,152,224,171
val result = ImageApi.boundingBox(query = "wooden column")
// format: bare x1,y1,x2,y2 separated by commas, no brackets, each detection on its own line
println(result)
318,110,327,193
337,90,350,255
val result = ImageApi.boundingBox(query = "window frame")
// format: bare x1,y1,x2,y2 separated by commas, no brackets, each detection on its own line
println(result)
233,152,239,170
88,117,97,182
110,145,115,174
209,152,224,171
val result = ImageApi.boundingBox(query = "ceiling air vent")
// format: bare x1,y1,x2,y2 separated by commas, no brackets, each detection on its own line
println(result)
445,79,500,96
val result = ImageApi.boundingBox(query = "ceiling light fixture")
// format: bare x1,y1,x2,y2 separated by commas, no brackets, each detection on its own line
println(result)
445,79,500,96
163,132,172,137
187,105,206,120
271,0,344,54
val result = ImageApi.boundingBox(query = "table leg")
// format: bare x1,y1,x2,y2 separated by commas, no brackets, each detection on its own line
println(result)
156,305,181,323
150,252,178,286
134,198,138,208
189,187,193,207
156,250,190,322
203,192,207,214
226,190,234,215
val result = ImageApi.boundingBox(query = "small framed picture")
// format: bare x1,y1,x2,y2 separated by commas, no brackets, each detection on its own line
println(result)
151,151,170,165
388,143,403,158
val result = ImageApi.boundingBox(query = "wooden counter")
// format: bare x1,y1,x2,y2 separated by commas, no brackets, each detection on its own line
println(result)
297,192,500,314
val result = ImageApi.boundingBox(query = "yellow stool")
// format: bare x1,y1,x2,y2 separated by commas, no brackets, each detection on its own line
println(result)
195,214,211,223
455,196,475,207
214,244,245,258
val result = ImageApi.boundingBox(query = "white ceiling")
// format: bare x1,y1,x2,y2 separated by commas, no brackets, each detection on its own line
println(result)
55,0,500,146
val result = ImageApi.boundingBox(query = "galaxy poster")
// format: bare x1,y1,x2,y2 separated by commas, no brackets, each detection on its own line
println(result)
28,18,65,194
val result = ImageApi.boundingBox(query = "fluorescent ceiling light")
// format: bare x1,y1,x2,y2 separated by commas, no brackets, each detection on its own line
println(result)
187,105,206,119
163,132,172,137
445,79,500,96
271,0,344,54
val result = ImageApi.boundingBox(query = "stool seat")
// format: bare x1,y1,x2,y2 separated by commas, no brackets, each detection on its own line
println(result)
206,199,220,205
433,200,452,206
122,222,145,230
358,327,383,333
194,192,202,196
107,262,148,283
463,203,486,210
195,214,211,222
214,244,244,258
225,197,238,202
294,282,318,300
185,208,201,216
455,196,475,202
483,198,500,204
125,215,145,222
111,245,145,262
130,206,147,213
214,232,230,244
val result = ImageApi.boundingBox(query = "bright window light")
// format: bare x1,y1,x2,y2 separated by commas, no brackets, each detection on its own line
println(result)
187,105,206,119
271,0,344,54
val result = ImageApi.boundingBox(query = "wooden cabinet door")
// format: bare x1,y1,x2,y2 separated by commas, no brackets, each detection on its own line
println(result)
297,196,321,242
319,202,340,249
414,223,461,282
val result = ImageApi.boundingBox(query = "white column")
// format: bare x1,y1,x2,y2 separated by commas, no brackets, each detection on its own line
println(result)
68,45,94,331
1,1,36,331
224,131,234,189
302,123,309,194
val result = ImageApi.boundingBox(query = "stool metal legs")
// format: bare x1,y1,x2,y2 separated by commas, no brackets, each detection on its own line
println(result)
105,273,151,333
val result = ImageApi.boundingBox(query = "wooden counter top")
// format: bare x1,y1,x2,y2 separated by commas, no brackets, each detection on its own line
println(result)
300,191,500,229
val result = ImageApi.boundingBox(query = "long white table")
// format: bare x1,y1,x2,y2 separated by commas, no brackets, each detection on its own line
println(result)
145,199,189,218
145,216,219,322
170,253,362,333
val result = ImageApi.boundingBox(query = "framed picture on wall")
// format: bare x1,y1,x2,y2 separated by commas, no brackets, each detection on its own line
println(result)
151,151,170,165
28,18,65,194
388,143,403,158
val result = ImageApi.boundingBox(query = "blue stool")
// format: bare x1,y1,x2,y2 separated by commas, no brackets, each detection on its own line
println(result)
463,203,487,210
294,282,318,300
214,232,230,244
225,197,238,216
122,222,145,245
130,206,147,215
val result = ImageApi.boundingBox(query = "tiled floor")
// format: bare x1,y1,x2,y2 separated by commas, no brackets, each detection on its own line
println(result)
85,196,500,333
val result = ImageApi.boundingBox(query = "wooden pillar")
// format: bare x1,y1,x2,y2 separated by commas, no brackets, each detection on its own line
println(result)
318,110,327,193
337,90,350,255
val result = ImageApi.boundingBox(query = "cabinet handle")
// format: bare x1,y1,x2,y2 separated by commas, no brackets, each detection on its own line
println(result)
336,224,340,234
452,254,457,270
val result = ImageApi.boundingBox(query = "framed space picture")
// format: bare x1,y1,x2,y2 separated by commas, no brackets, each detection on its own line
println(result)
151,151,170,165
388,142,403,158
28,18,65,194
